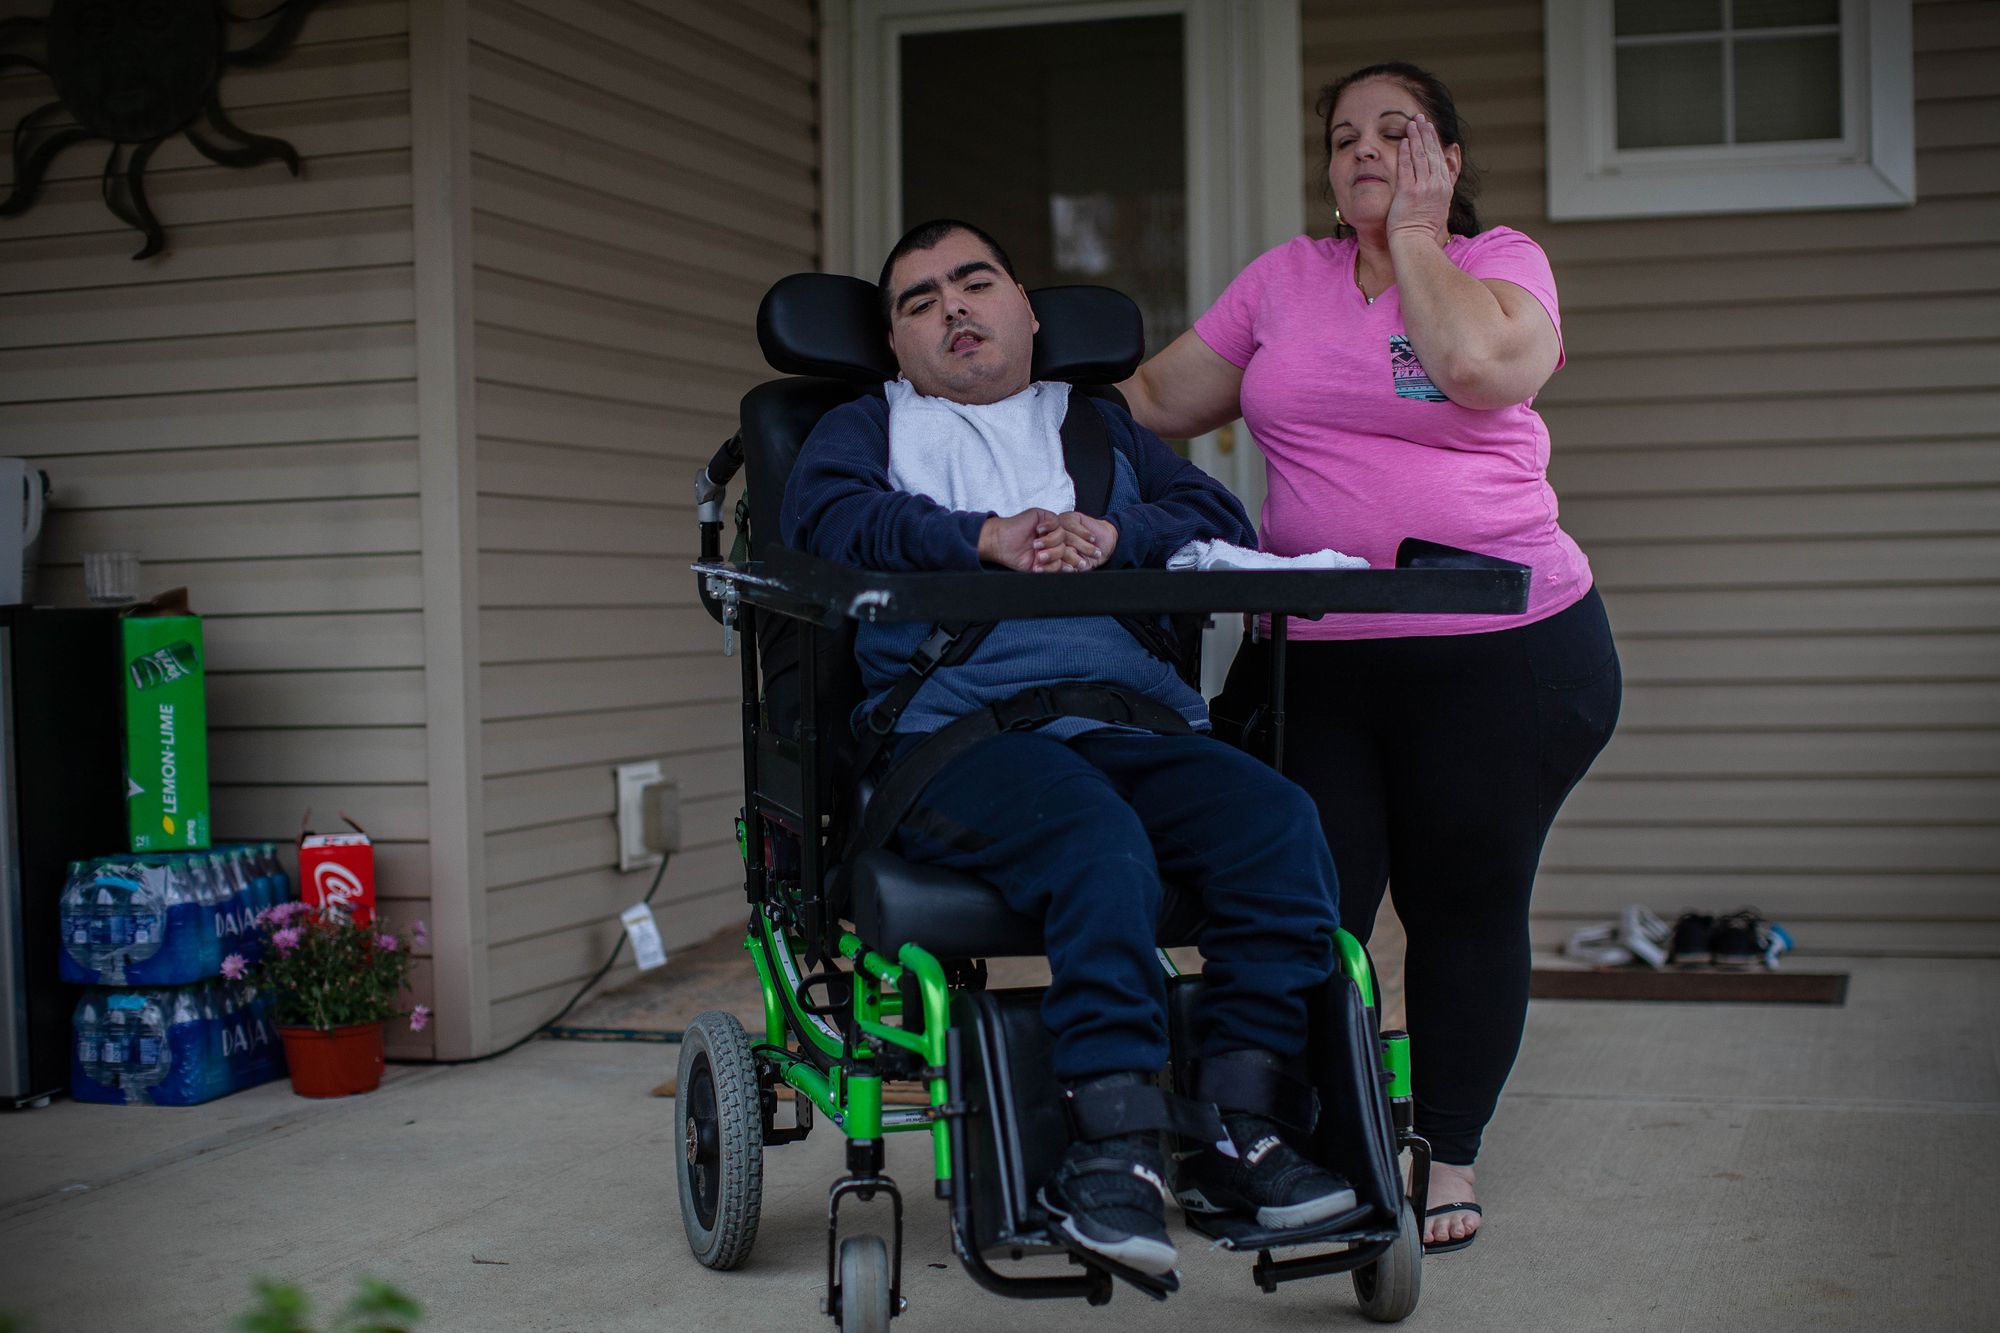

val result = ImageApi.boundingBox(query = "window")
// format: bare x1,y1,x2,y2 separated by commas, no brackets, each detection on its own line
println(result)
1544,0,1913,220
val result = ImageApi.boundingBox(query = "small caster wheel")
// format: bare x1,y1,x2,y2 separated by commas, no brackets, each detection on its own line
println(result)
674,1010,763,1269
1353,1198,1421,1322
836,1234,892,1332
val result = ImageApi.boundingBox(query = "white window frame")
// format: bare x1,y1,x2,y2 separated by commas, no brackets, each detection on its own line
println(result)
1544,0,1914,220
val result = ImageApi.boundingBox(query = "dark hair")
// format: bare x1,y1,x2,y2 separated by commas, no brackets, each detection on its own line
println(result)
1316,62,1483,238
878,218,1019,319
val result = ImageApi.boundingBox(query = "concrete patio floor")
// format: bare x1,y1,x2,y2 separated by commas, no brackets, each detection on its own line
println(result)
3,949,1996,1333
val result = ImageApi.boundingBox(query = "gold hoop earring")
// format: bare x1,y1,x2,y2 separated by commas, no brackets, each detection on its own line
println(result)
1334,206,1345,228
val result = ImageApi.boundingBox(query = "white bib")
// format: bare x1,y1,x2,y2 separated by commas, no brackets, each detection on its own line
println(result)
884,378,1075,516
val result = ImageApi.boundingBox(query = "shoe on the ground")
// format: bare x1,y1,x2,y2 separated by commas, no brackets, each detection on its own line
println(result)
1763,921,1794,969
1037,1131,1177,1275
1562,920,1630,966
1710,909,1767,967
1621,905,1672,969
1175,1112,1358,1230
1668,911,1716,965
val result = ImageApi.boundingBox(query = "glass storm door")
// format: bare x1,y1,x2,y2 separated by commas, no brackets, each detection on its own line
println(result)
898,14,1188,364
835,0,1304,686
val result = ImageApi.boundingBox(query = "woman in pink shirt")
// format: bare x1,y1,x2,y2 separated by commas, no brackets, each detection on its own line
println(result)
1119,62,1621,1255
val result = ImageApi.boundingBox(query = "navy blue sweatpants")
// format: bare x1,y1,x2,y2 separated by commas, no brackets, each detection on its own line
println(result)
891,729,1340,1082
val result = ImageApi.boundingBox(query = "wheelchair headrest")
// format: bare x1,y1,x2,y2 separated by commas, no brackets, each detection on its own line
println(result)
756,273,1144,386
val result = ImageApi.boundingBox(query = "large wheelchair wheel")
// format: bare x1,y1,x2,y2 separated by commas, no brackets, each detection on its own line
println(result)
1352,1198,1422,1322
675,1010,763,1269
836,1234,892,1332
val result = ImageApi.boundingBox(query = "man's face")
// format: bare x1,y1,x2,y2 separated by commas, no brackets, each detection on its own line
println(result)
884,230,1039,404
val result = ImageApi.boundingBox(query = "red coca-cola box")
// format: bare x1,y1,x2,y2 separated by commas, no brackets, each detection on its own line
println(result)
299,813,375,924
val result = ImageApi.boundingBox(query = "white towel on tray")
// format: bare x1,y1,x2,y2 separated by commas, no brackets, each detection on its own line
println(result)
1166,539,1369,572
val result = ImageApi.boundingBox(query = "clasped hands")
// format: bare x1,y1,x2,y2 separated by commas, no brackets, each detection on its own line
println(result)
978,508,1119,573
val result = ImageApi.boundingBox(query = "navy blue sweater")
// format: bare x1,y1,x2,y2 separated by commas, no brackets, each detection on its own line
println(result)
779,390,1254,736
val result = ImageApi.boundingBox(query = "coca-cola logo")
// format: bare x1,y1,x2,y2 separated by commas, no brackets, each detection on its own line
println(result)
313,861,367,908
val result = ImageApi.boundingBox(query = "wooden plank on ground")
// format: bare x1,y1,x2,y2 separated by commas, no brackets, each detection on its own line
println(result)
1529,968,1850,1004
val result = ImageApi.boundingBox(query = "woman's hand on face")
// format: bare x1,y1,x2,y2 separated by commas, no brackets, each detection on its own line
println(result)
1386,113,1454,243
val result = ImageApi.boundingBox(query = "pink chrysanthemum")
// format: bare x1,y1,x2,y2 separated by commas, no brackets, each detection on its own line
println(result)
409,1005,431,1032
220,953,247,981
411,919,429,949
272,926,302,955
375,932,400,952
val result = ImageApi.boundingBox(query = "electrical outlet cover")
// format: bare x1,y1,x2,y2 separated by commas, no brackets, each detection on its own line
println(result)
615,760,665,871
643,780,680,855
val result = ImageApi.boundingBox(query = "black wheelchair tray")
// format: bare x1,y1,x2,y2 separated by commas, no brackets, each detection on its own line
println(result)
699,537,1530,629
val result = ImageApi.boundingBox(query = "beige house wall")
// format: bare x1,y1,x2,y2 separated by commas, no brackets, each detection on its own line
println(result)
1302,0,2000,952
463,0,819,1046
2,0,820,1059
0,1,440,1054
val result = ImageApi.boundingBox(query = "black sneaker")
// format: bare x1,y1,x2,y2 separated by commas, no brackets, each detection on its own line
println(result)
1037,1132,1177,1275
1175,1112,1357,1230
1668,912,1715,965
1711,909,1766,967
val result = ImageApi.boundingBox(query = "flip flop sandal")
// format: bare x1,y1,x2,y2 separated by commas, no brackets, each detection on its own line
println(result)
1423,1201,1482,1255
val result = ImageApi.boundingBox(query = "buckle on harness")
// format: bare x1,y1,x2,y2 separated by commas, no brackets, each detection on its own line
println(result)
909,624,958,677
989,685,1057,733
864,624,969,736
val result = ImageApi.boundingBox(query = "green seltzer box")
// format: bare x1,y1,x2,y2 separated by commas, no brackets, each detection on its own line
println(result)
122,614,210,851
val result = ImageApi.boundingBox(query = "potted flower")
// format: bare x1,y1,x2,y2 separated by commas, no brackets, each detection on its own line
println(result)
227,903,430,1098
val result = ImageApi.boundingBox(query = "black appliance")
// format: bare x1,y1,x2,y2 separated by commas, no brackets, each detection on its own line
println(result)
2,607,128,1106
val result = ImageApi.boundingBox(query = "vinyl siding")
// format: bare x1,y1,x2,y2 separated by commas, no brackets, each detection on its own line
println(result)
1300,0,2000,952
0,1,436,1051
466,0,818,1045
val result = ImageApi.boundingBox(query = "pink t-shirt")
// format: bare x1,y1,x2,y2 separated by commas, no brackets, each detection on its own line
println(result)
1194,227,1593,639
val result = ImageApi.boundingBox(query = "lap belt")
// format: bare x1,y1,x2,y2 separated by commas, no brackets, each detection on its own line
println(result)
848,682,1195,858
1195,1051,1319,1133
1065,1079,1226,1146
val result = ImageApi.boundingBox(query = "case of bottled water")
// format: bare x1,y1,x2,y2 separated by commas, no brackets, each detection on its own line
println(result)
58,843,292,986
70,980,286,1106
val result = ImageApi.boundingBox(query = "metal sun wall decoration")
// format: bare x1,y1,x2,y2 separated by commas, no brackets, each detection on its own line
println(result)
1,0,327,259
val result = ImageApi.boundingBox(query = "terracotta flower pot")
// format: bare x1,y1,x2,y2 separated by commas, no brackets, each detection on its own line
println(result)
278,1021,386,1098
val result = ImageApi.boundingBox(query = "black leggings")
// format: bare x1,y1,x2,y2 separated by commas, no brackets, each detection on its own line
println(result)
1219,587,1621,1165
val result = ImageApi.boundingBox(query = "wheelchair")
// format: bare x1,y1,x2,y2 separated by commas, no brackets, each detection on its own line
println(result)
677,273,1531,1330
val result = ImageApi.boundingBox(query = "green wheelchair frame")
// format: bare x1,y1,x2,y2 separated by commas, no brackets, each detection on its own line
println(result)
674,537,1528,1330
741,905,1406,1208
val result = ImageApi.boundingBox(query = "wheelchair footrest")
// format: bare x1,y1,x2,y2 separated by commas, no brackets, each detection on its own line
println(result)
987,1218,1181,1302
1182,1202,1395,1252
1044,1231,1179,1302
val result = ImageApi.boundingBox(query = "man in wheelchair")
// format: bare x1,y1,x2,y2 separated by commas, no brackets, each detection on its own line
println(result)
778,220,1358,1277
